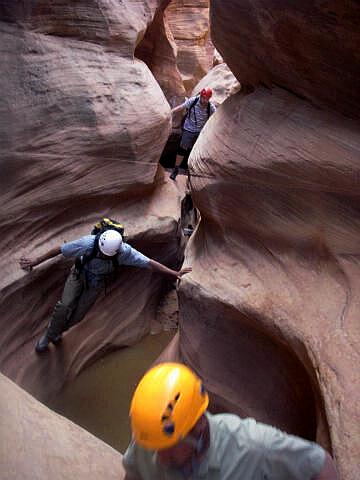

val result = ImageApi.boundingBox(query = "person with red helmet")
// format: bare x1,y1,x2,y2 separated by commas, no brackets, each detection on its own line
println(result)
170,87,216,180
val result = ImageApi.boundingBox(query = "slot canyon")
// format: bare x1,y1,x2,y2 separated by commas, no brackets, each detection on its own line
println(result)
0,1,359,479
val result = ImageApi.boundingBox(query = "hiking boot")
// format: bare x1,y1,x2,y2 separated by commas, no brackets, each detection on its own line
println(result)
170,167,179,181
35,333,50,353
51,334,62,346
35,332,62,353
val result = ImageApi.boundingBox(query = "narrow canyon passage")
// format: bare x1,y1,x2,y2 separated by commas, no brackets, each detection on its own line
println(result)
1,0,359,479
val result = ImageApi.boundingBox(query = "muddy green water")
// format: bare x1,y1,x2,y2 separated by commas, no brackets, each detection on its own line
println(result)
48,332,174,453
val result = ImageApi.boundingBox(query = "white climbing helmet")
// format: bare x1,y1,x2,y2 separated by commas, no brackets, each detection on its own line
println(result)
98,230,122,256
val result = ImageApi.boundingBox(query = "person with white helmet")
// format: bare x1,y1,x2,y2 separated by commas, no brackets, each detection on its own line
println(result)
19,231,191,353
123,363,339,480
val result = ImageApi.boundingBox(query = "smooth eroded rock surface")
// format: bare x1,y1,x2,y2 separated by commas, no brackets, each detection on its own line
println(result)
192,62,241,107
182,87,360,479
167,0,213,94
210,0,360,117
0,373,125,480
0,0,184,403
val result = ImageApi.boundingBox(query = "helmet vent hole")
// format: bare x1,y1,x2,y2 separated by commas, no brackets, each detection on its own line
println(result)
160,393,181,437
163,422,175,436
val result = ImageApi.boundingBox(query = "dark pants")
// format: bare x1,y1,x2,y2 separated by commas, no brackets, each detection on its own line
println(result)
177,129,199,158
47,268,102,339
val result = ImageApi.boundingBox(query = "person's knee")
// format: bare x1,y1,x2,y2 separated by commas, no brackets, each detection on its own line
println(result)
47,301,72,336
53,301,72,318
177,146,187,157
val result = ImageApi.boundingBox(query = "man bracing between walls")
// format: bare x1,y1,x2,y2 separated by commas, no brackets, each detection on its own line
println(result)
170,87,216,181
123,363,339,480
20,231,191,353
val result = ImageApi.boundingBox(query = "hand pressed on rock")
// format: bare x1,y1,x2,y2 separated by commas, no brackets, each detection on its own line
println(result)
19,257,35,271
177,267,192,279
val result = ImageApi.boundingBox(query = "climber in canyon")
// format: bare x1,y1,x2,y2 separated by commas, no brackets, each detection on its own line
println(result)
19,230,191,354
169,87,216,181
123,363,339,480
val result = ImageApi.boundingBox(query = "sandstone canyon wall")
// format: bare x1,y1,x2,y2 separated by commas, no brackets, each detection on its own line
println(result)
175,2,360,479
1,1,359,479
166,0,214,96
0,372,125,480
0,0,186,402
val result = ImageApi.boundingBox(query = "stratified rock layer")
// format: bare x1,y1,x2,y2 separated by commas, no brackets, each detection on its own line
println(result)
0,373,125,480
0,0,183,402
210,0,360,117
167,0,213,94
192,62,241,107
183,87,360,479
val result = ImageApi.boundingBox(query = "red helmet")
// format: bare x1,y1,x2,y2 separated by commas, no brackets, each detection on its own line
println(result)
200,87,212,99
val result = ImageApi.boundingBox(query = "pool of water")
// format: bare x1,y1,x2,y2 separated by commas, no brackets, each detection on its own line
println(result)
48,331,174,453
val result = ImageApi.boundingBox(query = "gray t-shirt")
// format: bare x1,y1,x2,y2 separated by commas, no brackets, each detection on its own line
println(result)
123,412,325,480
61,235,150,285
182,96,216,133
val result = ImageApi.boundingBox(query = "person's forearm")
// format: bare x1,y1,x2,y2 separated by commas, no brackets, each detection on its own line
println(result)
171,103,185,114
312,453,339,480
33,246,62,266
149,259,178,278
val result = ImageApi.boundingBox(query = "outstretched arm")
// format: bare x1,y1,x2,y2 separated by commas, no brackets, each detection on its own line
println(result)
19,246,62,271
149,259,192,280
171,103,186,114
312,453,339,480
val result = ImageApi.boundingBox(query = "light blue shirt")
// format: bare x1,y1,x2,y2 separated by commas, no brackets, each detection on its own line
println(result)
123,412,325,480
61,235,150,282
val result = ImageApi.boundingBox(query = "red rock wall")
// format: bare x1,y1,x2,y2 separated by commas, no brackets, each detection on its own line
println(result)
210,0,360,118
0,373,125,480
166,0,214,95
0,0,184,405
183,86,360,479
173,4,360,477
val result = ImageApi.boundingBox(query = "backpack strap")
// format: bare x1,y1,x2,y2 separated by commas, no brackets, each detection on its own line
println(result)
187,96,199,125
207,101,211,118
187,97,212,126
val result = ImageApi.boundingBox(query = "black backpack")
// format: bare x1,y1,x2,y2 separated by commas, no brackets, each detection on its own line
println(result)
181,96,212,129
75,218,125,273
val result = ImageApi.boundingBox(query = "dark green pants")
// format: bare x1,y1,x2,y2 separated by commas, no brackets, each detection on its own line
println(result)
47,268,102,339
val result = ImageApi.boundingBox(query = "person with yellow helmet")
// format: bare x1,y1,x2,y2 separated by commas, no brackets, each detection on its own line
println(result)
123,363,338,480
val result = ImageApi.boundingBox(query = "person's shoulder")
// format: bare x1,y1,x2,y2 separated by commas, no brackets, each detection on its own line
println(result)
78,234,96,246
117,242,132,257
81,234,96,241
207,413,267,470
120,242,131,251
209,413,268,449
186,95,198,106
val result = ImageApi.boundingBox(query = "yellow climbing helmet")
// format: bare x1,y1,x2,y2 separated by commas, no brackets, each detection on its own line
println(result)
130,362,209,450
